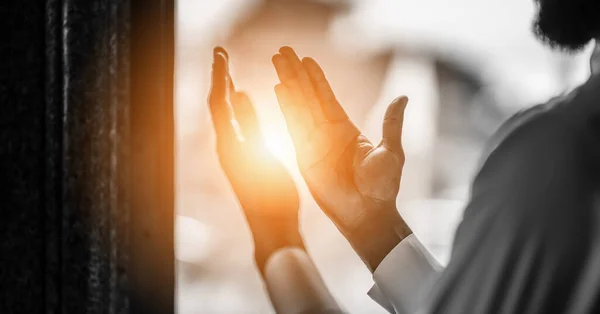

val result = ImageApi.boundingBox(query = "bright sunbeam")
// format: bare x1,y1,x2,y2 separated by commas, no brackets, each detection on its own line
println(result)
263,123,297,168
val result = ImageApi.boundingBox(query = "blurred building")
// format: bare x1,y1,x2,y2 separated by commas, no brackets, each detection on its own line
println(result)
225,0,393,123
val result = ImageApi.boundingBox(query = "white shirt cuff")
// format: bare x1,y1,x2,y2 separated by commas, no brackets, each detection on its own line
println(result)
367,234,443,314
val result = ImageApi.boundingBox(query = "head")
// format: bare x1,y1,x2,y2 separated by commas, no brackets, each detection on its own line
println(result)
533,0,600,52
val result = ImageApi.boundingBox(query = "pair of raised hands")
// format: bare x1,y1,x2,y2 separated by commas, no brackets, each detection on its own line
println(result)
208,46,412,273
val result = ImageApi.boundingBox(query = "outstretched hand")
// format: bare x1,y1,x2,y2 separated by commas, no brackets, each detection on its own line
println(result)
272,46,412,271
208,47,303,273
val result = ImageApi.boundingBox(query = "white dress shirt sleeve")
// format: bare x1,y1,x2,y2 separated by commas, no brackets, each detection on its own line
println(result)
367,234,444,314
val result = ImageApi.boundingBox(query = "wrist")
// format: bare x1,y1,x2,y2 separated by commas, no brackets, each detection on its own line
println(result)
345,202,412,272
254,241,306,277
245,214,305,275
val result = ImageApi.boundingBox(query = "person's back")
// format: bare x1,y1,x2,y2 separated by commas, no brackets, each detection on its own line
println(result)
416,2,600,310
425,72,600,313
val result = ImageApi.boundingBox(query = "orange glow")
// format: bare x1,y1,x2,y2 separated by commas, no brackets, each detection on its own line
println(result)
250,94,298,170
263,123,296,166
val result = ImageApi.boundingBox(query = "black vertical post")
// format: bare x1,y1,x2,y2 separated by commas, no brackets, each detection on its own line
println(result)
1,0,175,312
1,1,48,312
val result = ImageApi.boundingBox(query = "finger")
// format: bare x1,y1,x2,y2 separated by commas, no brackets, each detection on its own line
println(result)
214,46,243,141
209,50,228,103
231,91,260,142
214,47,236,94
272,53,307,107
302,57,348,122
214,46,228,59
208,51,235,143
275,83,309,145
272,53,314,128
380,96,409,159
279,46,326,123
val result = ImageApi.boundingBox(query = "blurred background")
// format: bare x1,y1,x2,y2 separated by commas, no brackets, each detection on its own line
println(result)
174,0,594,313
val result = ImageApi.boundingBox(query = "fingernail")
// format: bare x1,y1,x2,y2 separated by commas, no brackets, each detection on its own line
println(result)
280,46,292,54
272,53,282,65
214,53,225,65
394,95,408,102
214,46,228,58
394,96,409,107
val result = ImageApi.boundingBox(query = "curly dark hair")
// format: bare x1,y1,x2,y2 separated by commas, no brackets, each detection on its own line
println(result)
533,0,600,52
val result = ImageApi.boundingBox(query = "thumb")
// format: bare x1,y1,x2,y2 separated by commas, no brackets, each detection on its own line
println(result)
380,96,408,159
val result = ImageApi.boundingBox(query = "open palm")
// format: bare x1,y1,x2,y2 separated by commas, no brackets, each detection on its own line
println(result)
208,47,304,266
272,47,409,237
209,49,298,216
